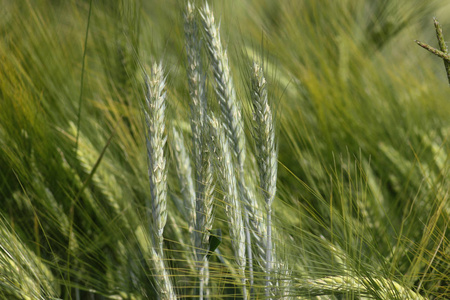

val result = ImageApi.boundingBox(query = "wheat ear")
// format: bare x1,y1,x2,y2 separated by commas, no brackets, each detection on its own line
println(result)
209,115,247,299
193,137,215,300
251,61,277,297
415,18,450,84
298,276,426,299
144,62,168,255
251,62,277,215
151,248,177,300
145,63,167,256
200,2,245,170
200,5,267,294
415,40,450,63
238,180,266,296
185,3,215,298
171,127,196,243
433,18,450,84
143,63,175,299
185,1,207,167
274,260,292,299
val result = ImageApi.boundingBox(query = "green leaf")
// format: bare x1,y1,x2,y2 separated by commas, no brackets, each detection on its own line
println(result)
207,228,222,260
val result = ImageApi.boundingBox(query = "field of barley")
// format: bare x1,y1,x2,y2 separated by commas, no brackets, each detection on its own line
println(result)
1,0,449,299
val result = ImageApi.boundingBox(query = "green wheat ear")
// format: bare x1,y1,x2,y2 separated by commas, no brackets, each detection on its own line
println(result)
251,61,277,297
415,18,450,84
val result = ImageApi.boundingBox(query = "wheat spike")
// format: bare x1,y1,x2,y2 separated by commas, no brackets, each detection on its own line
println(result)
200,2,246,171
251,62,277,209
251,61,278,297
185,1,207,175
144,62,168,256
298,276,427,299
143,63,176,299
201,5,269,295
171,127,196,241
185,3,215,298
209,115,247,299
151,248,177,300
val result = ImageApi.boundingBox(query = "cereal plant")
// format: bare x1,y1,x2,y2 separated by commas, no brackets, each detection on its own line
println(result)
0,0,448,299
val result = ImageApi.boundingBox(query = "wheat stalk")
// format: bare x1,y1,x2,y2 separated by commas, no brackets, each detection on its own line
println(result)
209,115,247,299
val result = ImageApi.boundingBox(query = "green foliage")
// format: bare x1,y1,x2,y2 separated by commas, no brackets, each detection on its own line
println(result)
0,0,449,299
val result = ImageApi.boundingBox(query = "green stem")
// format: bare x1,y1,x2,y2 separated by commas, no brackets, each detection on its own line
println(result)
74,0,93,155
